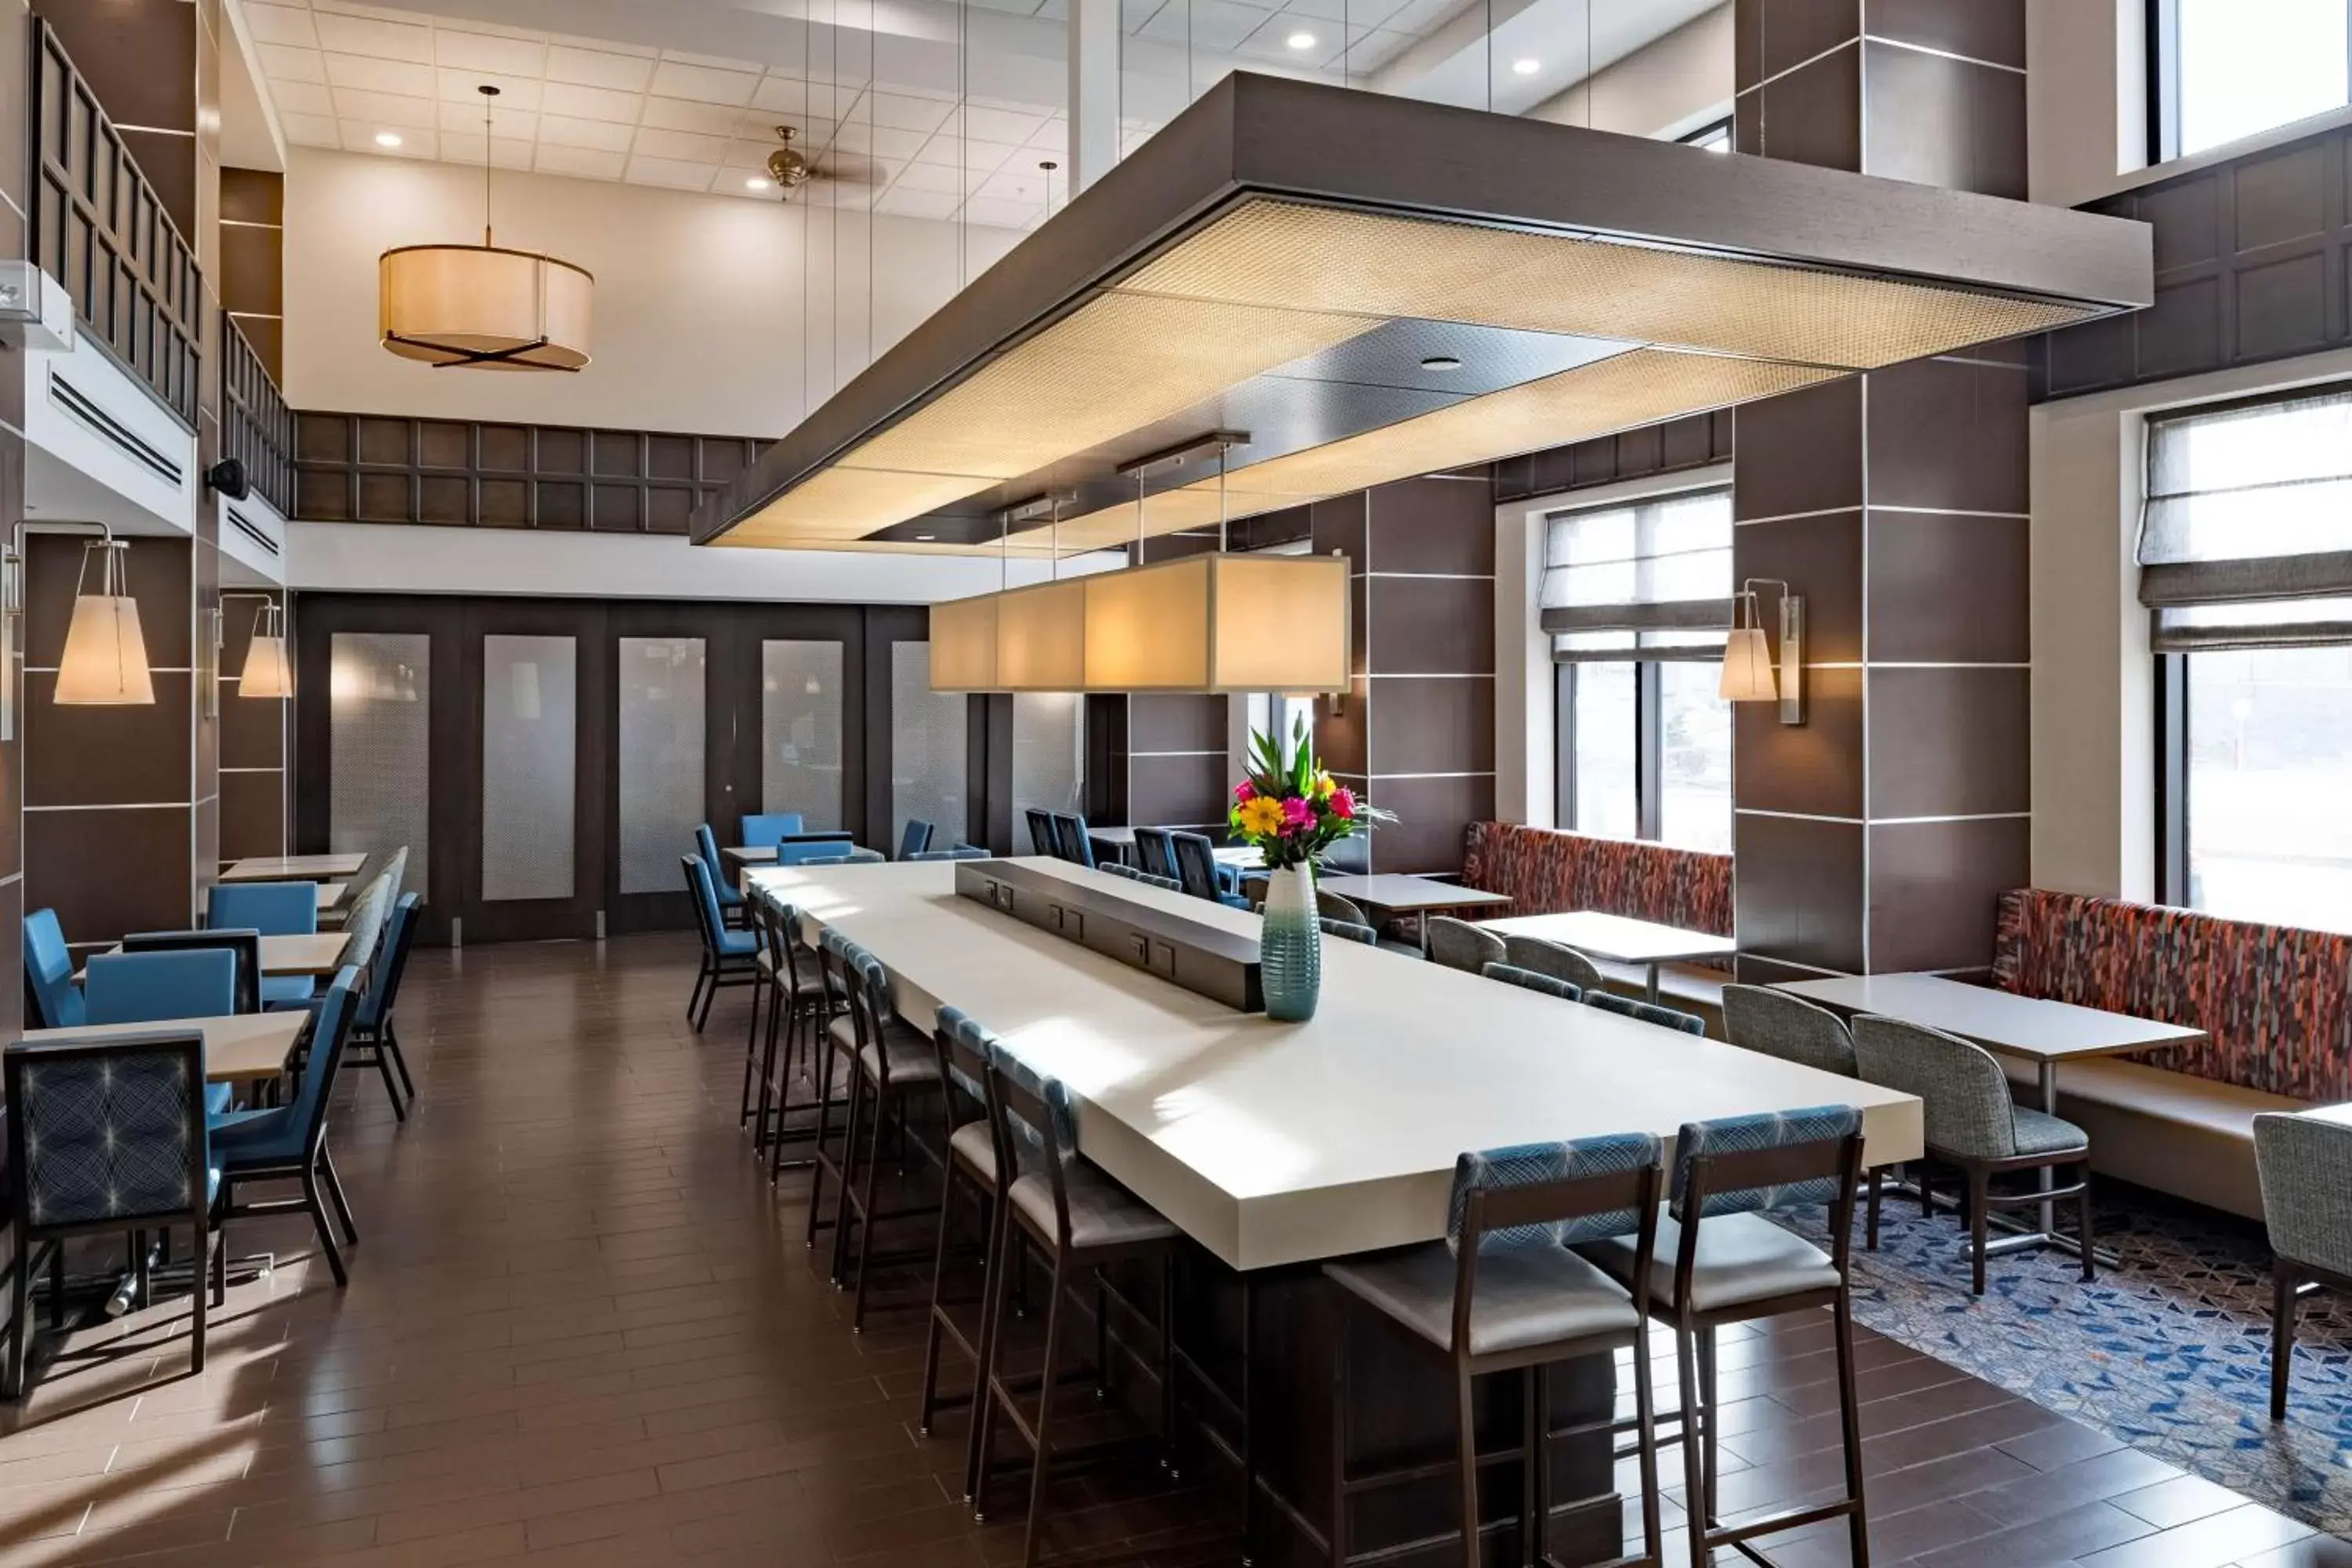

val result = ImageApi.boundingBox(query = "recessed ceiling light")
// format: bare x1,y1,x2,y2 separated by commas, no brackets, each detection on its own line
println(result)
746,176,771,191
375,131,404,147
1421,354,1463,371
915,533,937,541
1512,57,1541,75
1287,31,1317,49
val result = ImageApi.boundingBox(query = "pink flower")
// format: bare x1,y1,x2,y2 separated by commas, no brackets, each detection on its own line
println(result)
1330,787,1356,819
1279,797,1315,833
1233,781,1256,804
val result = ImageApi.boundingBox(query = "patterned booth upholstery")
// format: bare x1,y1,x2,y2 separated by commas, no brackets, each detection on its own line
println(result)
1989,887,2339,1217
1460,822,1733,936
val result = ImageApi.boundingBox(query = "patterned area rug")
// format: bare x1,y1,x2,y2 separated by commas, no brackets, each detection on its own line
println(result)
1777,1183,2352,1534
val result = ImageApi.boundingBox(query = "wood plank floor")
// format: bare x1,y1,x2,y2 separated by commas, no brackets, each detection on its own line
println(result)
0,932,2343,1568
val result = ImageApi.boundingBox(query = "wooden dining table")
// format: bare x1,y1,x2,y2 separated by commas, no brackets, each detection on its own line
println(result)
97,931,352,978
220,853,368,884
20,1012,307,1085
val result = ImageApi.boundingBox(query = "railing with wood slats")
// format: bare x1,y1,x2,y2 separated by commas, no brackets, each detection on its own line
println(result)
29,18,203,429
222,313,293,516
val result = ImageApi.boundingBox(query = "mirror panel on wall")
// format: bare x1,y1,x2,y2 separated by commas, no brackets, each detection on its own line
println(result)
617,637,706,896
328,631,431,900
1012,692,1083,848
481,634,579,903
761,639,845,832
891,641,964,852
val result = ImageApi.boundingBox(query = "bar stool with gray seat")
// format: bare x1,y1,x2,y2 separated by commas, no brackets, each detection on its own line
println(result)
1426,916,1505,975
917,1005,1019,1503
1850,1015,2094,1294
1323,1132,1667,1568
2253,1111,2352,1420
1721,985,1856,1076
974,1041,1183,1568
825,931,946,1329
1502,933,1606,995
1581,1105,1870,1568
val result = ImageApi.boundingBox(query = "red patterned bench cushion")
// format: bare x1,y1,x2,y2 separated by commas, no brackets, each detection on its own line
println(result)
1460,823,1733,937
1991,888,2352,1102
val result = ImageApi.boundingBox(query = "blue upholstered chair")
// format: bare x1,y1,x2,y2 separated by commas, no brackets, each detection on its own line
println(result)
1582,1105,1870,1568
85,950,240,1117
122,929,262,1016
775,833,856,866
739,812,806,848
5,1030,217,1399
895,818,935,861
1584,989,1708,1036
694,824,746,924
1170,832,1248,908
350,894,423,1120
212,967,364,1288
1322,1131,1667,1568
24,909,85,1029
1133,827,1178,881
683,854,760,1031
910,845,989,861
797,849,884,865
1023,808,1057,857
209,880,321,1008
1102,862,1184,893
1048,812,1096,869
1481,960,1581,1000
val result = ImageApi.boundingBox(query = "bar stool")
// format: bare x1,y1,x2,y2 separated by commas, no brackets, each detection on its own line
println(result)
918,1005,1016,1503
1581,1106,1870,1568
1322,1133,1668,1568
745,888,842,1175
826,935,945,1329
974,1041,1182,1568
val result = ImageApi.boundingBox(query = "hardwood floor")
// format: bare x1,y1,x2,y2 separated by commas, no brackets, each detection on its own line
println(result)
0,932,2341,1567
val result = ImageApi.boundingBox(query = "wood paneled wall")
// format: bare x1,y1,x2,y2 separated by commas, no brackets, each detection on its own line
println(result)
220,166,282,381
1,0,27,1035
220,588,288,863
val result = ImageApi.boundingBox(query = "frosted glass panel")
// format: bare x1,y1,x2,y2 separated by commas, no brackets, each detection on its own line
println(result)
328,633,430,900
1011,693,1083,844
891,642,966,852
761,641,844,831
618,637,705,895
482,634,576,902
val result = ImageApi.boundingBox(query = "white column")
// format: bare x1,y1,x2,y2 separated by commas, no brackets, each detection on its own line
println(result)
1067,0,1122,194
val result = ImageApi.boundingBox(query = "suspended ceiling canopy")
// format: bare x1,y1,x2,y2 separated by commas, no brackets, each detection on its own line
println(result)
692,72,2153,558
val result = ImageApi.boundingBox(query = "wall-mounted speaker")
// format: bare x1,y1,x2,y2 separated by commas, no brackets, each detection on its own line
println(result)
205,457,250,500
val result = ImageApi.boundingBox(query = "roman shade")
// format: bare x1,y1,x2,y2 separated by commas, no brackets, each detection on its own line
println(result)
1541,488,1732,662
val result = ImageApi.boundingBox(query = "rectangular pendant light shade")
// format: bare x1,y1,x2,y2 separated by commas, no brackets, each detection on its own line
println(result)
931,554,1350,694
56,593,155,705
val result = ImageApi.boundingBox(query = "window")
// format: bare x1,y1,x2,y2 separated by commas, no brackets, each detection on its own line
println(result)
2148,387,2352,932
1679,118,1733,154
2161,0,2351,157
1545,485,1734,851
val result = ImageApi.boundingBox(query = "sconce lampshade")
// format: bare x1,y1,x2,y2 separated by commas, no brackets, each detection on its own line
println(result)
55,542,154,706
1718,625,1779,703
239,630,293,699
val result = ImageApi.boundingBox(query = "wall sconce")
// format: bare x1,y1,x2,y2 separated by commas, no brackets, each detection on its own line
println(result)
222,591,292,699
1,522,158,739
1720,576,1803,724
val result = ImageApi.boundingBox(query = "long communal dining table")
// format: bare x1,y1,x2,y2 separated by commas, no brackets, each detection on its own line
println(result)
749,855,1922,1564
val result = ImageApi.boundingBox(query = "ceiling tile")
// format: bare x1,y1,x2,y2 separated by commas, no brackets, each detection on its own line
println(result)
633,126,731,162
437,131,537,169
435,28,548,77
877,187,963,220
437,100,537,138
640,97,751,137
977,165,1054,204
259,45,328,84
1283,0,1406,21
534,143,629,180
650,60,760,105
959,105,1049,144
312,12,435,64
546,31,659,60
833,122,929,160
436,69,543,110
269,79,336,118
968,0,1048,13
539,81,642,122
537,114,637,152
964,196,1041,230
866,92,953,132
892,159,971,194
545,44,656,91
1139,0,1269,50
332,89,441,130
661,47,769,72
626,155,719,191
242,4,319,48
324,54,437,97
342,122,434,158
278,111,341,145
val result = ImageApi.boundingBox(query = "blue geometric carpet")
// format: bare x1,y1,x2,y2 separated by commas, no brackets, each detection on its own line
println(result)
1777,1182,2352,1535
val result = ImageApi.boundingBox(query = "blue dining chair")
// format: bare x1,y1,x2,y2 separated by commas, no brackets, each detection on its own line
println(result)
911,845,990,861
1171,833,1250,909
1024,808,1057,856
122,929,262,1015
739,812,806,848
1134,828,1178,881
776,835,858,866
208,881,321,1007
211,967,364,1288
82,950,239,1117
896,818,935,861
683,854,761,1031
349,894,422,1120
24,909,83,1029
1049,812,1097,869
695,824,747,925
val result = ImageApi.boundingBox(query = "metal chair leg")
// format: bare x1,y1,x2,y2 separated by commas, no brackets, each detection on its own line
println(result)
1834,1290,1871,1567
2272,1262,2296,1421
1022,1257,1069,1568
319,1146,360,1244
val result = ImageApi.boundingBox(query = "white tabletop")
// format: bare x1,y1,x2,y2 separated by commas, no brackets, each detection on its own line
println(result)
315,881,350,911
21,1013,307,1083
1770,972,2206,1064
1318,875,1515,915
221,853,368,883
752,858,1920,1270
1482,910,1737,965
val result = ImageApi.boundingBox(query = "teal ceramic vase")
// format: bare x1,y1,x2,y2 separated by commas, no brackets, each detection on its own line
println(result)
1259,862,1322,1022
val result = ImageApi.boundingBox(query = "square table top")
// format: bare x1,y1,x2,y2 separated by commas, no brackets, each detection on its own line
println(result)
316,881,350,911
1316,875,1514,916
20,1013,307,1083
1770,972,2206,1063
1480,910,1737,966
220,854,368,883
99,931,351,979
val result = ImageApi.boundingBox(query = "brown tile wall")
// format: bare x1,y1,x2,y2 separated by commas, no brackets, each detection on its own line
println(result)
220,167,283,382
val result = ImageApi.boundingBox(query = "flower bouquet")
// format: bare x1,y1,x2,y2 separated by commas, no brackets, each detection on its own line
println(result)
1229,715,1393,1020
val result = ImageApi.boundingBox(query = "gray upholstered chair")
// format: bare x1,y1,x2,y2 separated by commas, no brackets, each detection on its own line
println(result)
1426,916,1506,975
1721,985,1857,1076
1321,917,1377,945
2253,1111,2352,1420
1584,990,1706,1036
1482,960,1581,1002
1316,889,1370,927
1501,934,1606,995
1850,1014,2094,1294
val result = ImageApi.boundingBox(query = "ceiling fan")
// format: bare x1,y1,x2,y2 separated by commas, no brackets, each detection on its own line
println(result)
764,125,887,196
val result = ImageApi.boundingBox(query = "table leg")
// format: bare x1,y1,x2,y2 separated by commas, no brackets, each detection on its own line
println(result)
1645,963,1662,1005
2037,1061,2057,1238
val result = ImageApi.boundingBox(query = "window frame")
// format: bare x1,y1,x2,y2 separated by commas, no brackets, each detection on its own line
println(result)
2150,0,2352,162
1678,117,1733,152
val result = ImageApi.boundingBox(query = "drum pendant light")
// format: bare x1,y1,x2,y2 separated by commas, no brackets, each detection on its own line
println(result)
379,85,593,372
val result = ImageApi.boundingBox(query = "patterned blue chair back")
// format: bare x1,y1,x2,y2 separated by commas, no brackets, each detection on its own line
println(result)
1322,918,1378,944
1585,989,1707,1036
25,908,85,1029
1137,871,1183,893
1670,1104,1861,1221
1024,808,1057,857
1134,828,1178,880
1446,1131,1662,1253
798,849,884,866
1051,813,1097,869
739,812,805,848
896,818,935,861
84,949,237,1025
207,880,318,936
6,1032,208,1231
1481,961,1581,1001
285,967,364,1149
985,1039,1078,1165
1169,833,1225,902
911,846,989,861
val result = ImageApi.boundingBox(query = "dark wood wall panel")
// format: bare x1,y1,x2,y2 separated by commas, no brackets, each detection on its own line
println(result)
223,314,292,514
27,806,194,946
295,412,766,533
1492,410,1732,506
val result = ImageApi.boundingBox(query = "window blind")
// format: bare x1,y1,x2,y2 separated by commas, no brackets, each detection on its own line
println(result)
1541,488,1733,661
2143,387,2352,650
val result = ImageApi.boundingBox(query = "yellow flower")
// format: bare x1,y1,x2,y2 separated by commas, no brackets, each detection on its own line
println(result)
1236,796,1286,837
1312,771,1336,800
